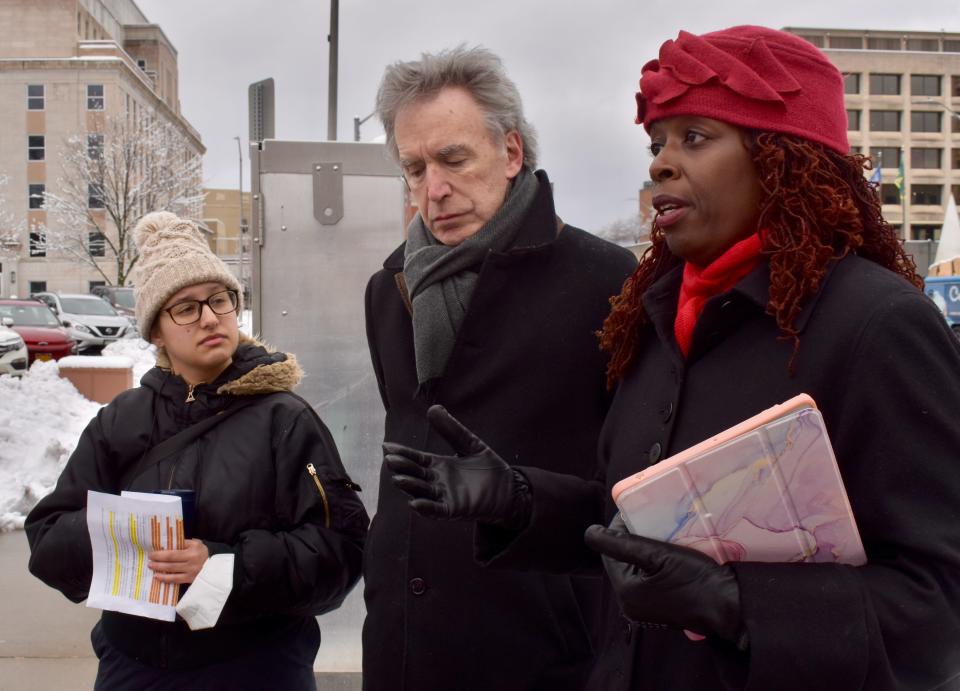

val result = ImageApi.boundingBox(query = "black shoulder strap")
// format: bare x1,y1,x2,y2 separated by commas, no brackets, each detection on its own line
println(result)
124,397,259,488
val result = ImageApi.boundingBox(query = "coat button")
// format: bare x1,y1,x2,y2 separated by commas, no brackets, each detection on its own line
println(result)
410,577,426,596
661,402,673,422
649,442,662,463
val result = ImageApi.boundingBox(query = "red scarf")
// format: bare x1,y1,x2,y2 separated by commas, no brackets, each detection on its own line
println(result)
674,232,764,357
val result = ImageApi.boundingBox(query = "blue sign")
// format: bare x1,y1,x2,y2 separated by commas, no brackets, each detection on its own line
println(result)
924,276,960,325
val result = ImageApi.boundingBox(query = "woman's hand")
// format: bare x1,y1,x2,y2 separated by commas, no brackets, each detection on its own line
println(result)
584,514,748,649
148,538,210,584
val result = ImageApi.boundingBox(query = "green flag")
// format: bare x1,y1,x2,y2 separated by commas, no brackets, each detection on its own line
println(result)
894,155,905,203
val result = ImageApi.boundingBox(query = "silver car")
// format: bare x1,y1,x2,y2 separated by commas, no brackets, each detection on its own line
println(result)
32,292,135,353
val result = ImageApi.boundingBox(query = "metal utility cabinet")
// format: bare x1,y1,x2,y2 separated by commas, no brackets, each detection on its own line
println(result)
250,140,403,679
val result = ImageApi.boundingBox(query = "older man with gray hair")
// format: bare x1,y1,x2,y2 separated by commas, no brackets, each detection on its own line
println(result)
362,45,636,691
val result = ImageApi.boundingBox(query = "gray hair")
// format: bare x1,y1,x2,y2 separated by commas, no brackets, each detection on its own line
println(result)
376,45,538,171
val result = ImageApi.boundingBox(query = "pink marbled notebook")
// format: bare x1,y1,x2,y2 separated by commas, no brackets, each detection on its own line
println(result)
612,395,867,566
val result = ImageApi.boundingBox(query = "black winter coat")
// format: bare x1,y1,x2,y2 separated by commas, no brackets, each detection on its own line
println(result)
26,340,369,671
362,170,637,691
483,255,960,690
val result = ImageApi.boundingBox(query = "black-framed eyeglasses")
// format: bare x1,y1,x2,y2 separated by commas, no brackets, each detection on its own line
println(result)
163,289,239,326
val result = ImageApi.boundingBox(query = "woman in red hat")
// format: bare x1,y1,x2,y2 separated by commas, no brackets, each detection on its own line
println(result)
382,26,960,689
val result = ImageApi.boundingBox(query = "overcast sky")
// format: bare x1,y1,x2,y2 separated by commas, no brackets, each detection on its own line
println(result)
136,0,960,231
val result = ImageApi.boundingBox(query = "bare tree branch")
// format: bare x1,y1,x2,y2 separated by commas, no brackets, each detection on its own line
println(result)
0,175,25,260
43,116,203,286
594,212,651,247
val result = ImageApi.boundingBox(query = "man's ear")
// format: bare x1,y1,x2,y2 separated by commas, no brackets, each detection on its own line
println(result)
504,130,524,178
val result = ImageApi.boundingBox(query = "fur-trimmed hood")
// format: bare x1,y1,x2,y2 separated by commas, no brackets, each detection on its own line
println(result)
216,333,303,396
143,333,303,405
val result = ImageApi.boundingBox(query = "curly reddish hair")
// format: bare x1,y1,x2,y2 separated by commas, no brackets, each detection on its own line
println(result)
599,132,922,387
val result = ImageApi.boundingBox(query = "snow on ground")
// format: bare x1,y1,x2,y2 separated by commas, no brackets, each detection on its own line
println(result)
239,309,253,337
0,310,254,532
0,361,101,532
102,338,157,384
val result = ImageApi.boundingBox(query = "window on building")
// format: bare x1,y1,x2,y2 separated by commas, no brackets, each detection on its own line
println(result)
88,231,106,257
869,74,901,95
911,110,942,132
849,146,862,154
88,183,105,209
29,232,45,257
866,37,901,50
870,147,901,168
906,38,939,52
798,34,824,47
869,110,900,131
843,73,861,95
911,148,942,169
28,184,44,210
954,116,960,134
952,185,960,204
911,74,941,97
89,280,106,291
953,76,960,98
953,149,960,169
945,40,960,53
830,36,863,49
27,84,44,110
912,184,942,205
846,109,861,130
912,225,940,241
87,84,104,111
880,184,901,205
137,59,146,70
29,280,47,293
28,135,44,161
87,133,104,159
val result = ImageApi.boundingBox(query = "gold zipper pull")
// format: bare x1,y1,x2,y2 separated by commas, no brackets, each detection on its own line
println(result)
306,463,331,528
185,383,196,403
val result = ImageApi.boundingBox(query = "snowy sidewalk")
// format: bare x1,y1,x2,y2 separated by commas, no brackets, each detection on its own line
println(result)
0,530,100,690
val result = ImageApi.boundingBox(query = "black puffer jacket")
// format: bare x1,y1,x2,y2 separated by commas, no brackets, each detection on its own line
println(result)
26,338,368,670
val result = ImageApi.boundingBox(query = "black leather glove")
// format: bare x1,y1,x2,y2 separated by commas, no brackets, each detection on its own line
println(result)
383,405,530,529
584,514,748,650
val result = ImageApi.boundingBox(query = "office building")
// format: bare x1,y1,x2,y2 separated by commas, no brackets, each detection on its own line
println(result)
0,0,203,297
785,27,960,245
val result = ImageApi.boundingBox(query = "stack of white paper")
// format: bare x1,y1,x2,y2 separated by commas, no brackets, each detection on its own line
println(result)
85,490,184,621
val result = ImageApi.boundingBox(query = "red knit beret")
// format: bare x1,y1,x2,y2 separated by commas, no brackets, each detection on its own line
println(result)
637,25,849,154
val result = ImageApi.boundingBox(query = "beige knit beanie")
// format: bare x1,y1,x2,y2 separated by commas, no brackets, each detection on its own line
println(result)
131,211,243,339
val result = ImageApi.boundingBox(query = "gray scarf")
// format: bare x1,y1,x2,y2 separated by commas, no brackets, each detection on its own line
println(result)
403,168,539,385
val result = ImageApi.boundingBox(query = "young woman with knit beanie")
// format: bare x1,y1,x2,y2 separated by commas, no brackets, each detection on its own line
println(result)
381,26,960,689
26,212,368,689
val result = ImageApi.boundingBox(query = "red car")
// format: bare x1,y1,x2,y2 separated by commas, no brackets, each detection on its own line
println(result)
0,299,76,364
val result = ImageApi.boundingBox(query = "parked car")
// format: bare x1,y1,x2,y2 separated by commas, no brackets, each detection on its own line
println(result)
91,285,137,325
0,299,76,364
31,292,134,354
0,319,28,376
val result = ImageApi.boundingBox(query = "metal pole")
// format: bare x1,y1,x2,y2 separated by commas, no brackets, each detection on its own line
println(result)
353,111,376,142
901,146,907,239
234,135,245,302
327,0,338,141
